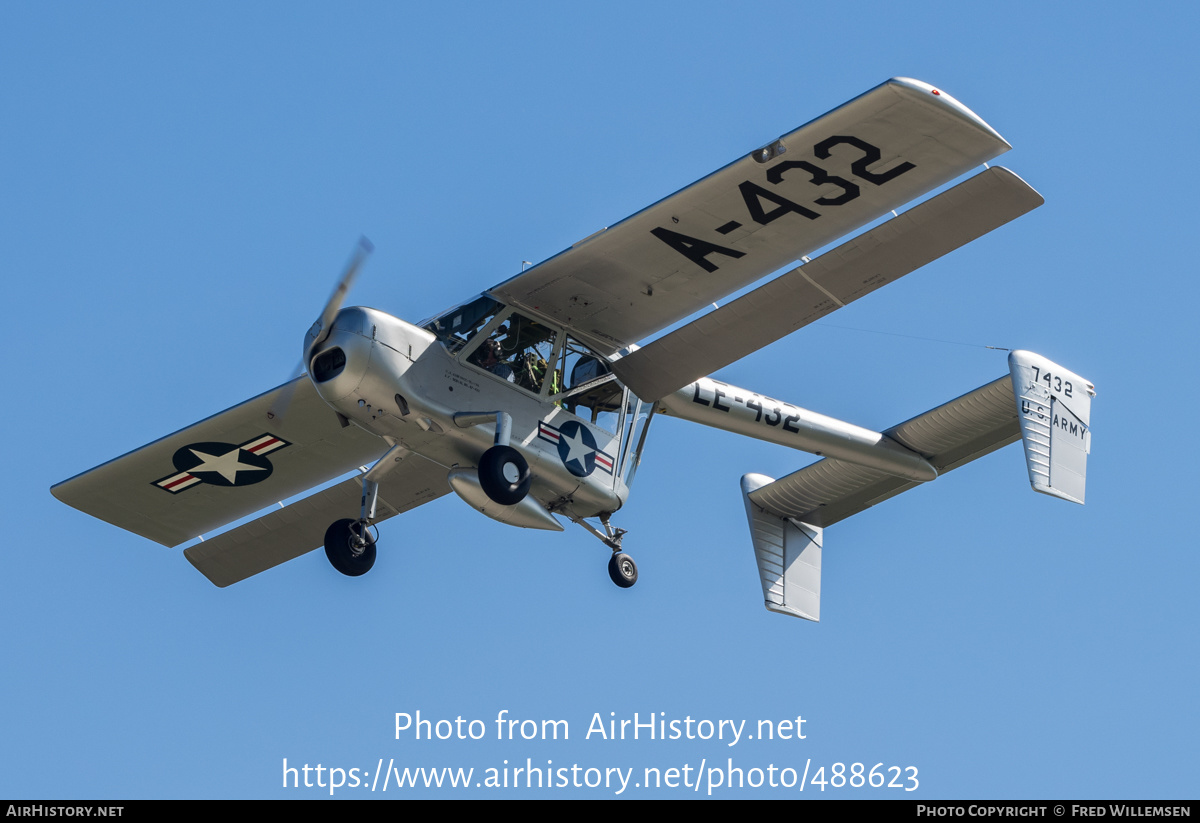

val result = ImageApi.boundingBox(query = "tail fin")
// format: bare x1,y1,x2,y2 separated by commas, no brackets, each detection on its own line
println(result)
1009,351,1095,504
741,474,822,622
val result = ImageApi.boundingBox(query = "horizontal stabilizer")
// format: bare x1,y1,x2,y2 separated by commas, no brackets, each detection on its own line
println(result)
184,453,449,587
614,166,1043,401
748,375,1021,527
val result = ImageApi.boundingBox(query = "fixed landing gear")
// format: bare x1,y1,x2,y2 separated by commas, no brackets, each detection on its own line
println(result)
608,552,638,588
322,443,406,578
324,518,376,577
449,412,531,507
477,444,531,505
560,509,638,589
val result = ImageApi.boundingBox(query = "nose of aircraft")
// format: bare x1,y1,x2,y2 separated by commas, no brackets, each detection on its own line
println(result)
307,307,374,403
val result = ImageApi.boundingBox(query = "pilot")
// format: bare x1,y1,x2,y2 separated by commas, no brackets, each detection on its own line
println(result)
471,339,514,381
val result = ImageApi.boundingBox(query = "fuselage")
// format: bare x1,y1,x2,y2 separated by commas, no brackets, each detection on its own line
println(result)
309,297,940,530
308,302,644,521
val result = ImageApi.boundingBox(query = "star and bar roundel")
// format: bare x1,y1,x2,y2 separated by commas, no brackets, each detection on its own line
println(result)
153,434,290,494
537,420,614,478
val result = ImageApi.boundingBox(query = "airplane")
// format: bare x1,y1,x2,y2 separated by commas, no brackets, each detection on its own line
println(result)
51,78,1094,622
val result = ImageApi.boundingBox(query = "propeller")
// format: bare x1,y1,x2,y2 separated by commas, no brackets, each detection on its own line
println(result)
267,237,374,423
305,236,374,363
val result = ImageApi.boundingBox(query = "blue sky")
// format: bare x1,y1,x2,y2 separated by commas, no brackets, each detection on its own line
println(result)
3,1,1198,799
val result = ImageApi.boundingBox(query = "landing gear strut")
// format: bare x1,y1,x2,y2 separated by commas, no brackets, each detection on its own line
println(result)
322,443,407,578
559,509,638,589
324,518,376,576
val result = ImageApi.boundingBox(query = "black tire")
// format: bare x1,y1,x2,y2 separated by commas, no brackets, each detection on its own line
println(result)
477,445,531,505
608,552,638,588
324,518,377,577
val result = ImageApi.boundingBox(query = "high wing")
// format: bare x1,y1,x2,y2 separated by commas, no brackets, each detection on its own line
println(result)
51,377,392,547
490,78,1012,355
612,166,1043,401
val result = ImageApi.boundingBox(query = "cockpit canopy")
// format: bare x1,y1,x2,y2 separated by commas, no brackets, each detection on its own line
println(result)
423,295,628,430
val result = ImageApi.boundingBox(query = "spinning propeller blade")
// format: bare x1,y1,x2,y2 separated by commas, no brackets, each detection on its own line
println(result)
305,236,374,360
265,363,307,423
268,237,374,423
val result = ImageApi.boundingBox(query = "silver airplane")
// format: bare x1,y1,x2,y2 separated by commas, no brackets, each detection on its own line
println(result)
52,78,1094,621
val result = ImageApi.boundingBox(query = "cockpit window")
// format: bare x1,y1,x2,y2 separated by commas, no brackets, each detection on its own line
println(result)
423,295,503,354
465,311,559,394
551,336,623,429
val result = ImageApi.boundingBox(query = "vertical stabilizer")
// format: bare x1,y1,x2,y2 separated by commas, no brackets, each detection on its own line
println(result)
1008,351,1095,504
741,474,822,621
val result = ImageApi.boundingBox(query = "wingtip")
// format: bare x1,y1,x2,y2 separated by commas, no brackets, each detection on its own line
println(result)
887,77,1010,149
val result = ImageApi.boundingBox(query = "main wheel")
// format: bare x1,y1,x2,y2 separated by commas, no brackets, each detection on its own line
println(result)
608,552,638,588
477,445,531,505
324,518,377,577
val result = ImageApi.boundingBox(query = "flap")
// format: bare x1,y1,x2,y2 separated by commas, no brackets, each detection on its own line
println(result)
184,453,450,587
613,167,1042,400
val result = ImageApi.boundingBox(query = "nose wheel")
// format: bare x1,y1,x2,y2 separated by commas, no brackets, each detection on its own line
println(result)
324,518,377,577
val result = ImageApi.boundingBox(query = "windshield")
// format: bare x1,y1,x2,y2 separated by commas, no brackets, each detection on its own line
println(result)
422,295,503,354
